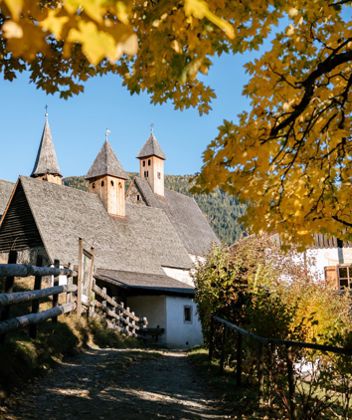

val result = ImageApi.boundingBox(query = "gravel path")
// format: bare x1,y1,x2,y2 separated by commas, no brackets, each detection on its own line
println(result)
2,348,231,420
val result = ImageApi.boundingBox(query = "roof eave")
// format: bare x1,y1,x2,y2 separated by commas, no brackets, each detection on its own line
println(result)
85,172,129,181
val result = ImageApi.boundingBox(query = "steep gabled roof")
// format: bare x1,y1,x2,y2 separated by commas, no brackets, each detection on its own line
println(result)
0,180,14,216
31,117,62,177
137,133,166,160
0,177,192,273
133,176,219,256
86,140,128,180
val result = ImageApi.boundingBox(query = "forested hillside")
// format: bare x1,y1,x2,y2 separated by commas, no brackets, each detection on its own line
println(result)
64,175,245,244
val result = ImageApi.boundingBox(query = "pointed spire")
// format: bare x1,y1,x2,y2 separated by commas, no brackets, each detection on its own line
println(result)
86,139,128,180
137,130,166,160
31,112,62,178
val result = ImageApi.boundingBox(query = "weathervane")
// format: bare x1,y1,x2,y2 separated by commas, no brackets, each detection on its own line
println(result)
105,128,111,142
150,123,154,135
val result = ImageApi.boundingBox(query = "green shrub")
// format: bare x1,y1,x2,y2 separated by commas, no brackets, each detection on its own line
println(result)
193,236,352,419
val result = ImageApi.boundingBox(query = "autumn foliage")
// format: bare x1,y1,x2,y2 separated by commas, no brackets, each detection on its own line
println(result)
1,1,352,244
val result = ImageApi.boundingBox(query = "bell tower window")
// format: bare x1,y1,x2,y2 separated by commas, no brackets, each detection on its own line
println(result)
148,159,151,166
111,180,114,186
101,181,104,187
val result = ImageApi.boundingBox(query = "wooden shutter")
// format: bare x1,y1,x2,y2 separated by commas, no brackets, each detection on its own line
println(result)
324,266,338,289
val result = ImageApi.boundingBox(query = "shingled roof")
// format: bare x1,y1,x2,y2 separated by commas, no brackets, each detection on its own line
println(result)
133,176,219,256
86,141,128,180
0,177,192,275
0,180,14,216
31,117,62,177
95,269,194,295
137,133,166,160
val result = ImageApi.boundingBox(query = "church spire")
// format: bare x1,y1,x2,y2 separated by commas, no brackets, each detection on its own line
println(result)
31,111,62,185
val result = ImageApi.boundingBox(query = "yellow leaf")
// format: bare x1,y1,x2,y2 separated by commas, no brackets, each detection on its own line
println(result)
40,10,69,39
184,0,234,39
67,21,115,64
116,33,138,57
116,2,129,25
2,21,23,39
4,0,23,20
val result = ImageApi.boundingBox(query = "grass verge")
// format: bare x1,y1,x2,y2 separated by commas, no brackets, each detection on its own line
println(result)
187,347,277,419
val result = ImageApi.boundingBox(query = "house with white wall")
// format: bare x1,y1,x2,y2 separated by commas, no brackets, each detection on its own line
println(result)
305,235,352,290
0,115,218,347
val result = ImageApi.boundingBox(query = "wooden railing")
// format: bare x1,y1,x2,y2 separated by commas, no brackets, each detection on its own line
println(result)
210,315,352,417
92,283,147,337
0,251,77,340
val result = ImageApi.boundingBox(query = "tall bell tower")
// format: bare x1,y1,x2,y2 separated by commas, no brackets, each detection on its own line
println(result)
86,132,128,217
137,130,166,197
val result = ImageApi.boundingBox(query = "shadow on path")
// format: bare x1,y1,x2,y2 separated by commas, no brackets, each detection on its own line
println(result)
3,348,231,419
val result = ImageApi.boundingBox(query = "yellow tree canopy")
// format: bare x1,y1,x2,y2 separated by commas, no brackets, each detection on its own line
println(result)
1,0,351,247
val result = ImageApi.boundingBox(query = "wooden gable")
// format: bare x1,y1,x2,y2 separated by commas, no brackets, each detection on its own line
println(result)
0,181,44,252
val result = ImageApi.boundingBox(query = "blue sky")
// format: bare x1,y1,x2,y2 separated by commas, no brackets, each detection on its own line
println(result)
0,52,252,182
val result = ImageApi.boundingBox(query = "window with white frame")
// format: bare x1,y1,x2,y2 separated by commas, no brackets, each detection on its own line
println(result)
184,305,192,323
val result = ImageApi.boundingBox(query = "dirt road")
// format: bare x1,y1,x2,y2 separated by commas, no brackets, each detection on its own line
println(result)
2,348,231,420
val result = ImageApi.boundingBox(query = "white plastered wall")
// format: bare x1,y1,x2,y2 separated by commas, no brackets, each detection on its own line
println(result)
165,296,203,348
304,247,352,281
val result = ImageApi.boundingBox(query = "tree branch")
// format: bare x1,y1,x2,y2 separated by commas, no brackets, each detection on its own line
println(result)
270,49,352,136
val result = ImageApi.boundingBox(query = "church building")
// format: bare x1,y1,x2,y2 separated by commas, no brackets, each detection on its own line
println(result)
0,114,219,347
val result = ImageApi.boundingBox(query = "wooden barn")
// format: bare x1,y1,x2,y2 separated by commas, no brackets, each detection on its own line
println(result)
0,115,218,347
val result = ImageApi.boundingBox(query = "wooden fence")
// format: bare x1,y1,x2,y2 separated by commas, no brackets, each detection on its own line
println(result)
0,247,150,342
92,282,147,337
210,315,352,417
0,251,77,339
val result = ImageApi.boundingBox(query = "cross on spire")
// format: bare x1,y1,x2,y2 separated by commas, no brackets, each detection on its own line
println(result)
45,104,48,119
150,123,154,134
105,128,111,142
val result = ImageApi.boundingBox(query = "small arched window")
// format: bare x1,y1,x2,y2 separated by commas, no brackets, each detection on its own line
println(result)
148,159,151,166
92,183,95,189
157,172,161,179
143,161,146,167
101,181,104,187
137,194,140,201
111,180,114,186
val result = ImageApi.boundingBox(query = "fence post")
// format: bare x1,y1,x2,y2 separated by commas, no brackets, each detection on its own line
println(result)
220,326,227,373
29,255,43,338
286,345,295,420
257,342,265,403
87,247,95,309
236,332,242,386
52,259,60,323
209,316,215,361
66,263,72,305
0,250,18,342
77,238,84,316
267,342,275,405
